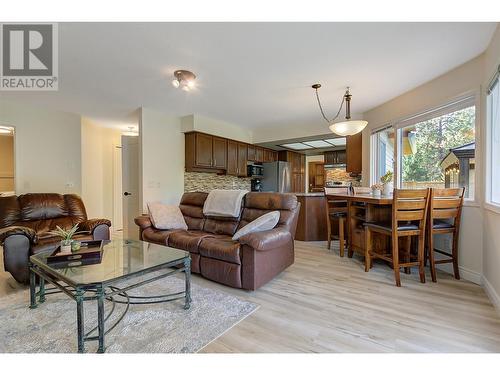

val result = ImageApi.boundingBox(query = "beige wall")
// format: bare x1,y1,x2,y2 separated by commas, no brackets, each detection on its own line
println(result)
81,118,122,222
181,114,253,144
140,107,185,211
361,49,486,285
481,25,500,308
0,99,82,195
0,134,15,192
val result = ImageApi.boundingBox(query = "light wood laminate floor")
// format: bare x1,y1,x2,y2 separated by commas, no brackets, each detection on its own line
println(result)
1,240,500,352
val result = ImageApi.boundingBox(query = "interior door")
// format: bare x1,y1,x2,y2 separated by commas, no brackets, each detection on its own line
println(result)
122,136,140,240
308,162,325,192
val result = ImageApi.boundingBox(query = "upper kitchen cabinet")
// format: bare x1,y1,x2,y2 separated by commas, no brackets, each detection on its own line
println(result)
346,132,362,173
237,142,248,177
227,140,248,177
324,150,346,165
247,145,256,161
185,132,227,172
255,147,264,163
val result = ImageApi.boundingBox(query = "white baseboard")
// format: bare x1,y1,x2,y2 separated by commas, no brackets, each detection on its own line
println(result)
436,263,482,285
482,276,500,311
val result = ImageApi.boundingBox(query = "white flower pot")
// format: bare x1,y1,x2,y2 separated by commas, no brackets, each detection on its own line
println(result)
383,182,393,196
372,189,381,197
60,240,72,254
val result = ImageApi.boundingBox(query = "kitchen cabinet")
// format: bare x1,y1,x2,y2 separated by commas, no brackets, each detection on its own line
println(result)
247,145,256,161
346,132,362,173
212,136,227,169
255,147,264,163
324,150,346,165
237,143,248,177
226,140,238,176
279,150,305,193
185,132,227,172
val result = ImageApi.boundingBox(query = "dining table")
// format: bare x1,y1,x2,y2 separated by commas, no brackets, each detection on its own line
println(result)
325,192,394,259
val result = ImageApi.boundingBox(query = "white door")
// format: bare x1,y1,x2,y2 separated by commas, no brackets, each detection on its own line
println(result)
121,135,140,240
112,145,123,231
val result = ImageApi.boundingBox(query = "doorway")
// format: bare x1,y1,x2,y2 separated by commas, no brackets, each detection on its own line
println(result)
121,135,140,240
308,161,325,193
0,126,15,196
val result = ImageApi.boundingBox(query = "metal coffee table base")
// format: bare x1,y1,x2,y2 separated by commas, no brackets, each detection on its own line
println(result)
29,257,191,353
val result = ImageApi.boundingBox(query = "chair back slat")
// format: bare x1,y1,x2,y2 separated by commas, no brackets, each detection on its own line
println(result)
429,187,465,227
392,189,430,232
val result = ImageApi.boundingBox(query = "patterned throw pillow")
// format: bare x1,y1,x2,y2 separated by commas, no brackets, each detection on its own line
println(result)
147,202,188,230
232,211,280,241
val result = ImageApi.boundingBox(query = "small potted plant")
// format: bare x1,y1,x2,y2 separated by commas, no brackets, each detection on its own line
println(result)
371,183,383,197
380,171,394,196
49,224,81,254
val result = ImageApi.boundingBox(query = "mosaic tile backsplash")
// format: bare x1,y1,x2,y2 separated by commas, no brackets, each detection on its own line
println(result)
184,172,251,192
325,168,361,185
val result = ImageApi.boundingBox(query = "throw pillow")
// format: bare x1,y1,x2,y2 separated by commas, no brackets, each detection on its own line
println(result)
232,211,280,241
147,202,188,230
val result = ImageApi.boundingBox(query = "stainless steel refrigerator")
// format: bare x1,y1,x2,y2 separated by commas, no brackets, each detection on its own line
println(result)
262,161,292,193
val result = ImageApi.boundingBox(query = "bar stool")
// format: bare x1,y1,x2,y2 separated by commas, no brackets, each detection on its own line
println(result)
324,187,348,256
426,187,465,282
364,189,430,287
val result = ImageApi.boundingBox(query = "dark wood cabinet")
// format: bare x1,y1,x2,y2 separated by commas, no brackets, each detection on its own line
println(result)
194,132,214,168
271,151,278,162
212,136,227,169
346,133,362,173
247,145,256,161
237,143,247,177
226,140,238,176
278,150,305,193
186,132,227,172
255,147,263,163
324,150,346,165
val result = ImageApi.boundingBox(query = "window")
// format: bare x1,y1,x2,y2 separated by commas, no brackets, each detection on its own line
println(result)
370,126,395,184
370,95,477,200
487,72,500,206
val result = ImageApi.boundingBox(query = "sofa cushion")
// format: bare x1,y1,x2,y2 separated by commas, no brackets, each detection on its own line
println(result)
199,237,241,264
232,211,280,240
142,227,181,245
19,193,68,221
147,202,188,230
179,192,207,231
203,217,240,236
0,195,21,228
168,230,213,253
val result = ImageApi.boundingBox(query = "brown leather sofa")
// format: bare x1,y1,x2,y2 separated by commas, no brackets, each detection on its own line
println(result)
135,192,300,290
0,193,111,283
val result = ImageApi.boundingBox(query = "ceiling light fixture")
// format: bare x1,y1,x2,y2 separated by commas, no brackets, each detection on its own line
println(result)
172,70,196,91
312,84,368,136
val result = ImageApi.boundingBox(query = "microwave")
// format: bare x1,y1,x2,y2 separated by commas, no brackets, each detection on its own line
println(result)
247,164,263,177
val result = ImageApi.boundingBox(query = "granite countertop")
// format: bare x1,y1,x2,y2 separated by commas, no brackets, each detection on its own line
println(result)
294,192,325,197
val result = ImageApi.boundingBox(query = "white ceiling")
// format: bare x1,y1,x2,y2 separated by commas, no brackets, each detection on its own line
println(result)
2,22,496,130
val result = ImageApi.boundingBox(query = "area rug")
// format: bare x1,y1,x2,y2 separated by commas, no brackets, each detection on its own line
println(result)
0,274,258,353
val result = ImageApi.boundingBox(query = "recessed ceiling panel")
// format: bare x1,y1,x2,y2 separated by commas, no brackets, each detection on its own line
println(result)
302,140,333,148
281,143,313,150
325,138,347,146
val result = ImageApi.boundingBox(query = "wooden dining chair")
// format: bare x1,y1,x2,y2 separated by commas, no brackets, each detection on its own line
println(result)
324,187,349,256
426,187,465,282
364,189,430,287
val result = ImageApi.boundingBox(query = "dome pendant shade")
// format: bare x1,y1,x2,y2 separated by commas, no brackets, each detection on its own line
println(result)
329,120,368,136
312,85,368,136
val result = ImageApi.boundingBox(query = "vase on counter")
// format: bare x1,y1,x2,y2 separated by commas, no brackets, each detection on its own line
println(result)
382,182,393,196
372,188,381,197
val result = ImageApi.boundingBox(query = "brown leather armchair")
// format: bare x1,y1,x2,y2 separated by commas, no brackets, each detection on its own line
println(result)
0,193,111,284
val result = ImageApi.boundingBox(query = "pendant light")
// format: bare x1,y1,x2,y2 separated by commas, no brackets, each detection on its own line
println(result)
312,84,368,136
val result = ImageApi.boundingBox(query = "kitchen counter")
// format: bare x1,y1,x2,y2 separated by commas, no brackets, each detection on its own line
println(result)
294,192,325,197
294,194,327,241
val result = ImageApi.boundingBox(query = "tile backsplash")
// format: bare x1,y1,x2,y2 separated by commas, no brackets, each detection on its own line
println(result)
325,168,362,185
184,172,251,192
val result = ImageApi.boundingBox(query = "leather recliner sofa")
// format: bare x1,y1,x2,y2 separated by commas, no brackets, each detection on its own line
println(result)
135,192,300,290
0,193,111,283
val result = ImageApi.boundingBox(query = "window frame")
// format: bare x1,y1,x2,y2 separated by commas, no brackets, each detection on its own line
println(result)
486,71,500,211
370,91,479,205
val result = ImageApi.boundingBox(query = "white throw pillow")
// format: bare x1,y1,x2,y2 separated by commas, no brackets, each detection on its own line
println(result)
147,202,188,230
232,211,280,241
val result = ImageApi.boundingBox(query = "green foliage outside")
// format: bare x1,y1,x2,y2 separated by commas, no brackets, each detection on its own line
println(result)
402,106,475,183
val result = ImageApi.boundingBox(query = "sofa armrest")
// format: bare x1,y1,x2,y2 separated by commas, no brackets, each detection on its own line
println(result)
79,219,111,233
238,227,292,251
0,226,37,245
134,215,153,230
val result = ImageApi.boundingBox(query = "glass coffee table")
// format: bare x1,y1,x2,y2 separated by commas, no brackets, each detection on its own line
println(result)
29,239,191,353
